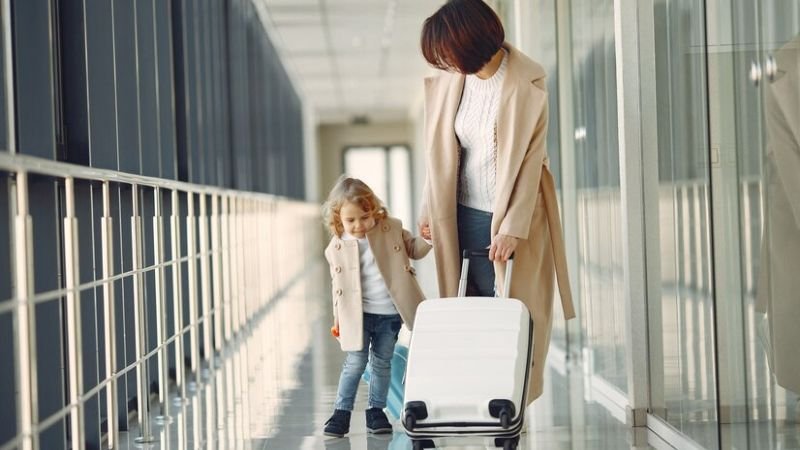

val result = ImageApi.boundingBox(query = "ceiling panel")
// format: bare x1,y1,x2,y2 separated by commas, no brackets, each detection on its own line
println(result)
276,26,328,53
259,0,447,124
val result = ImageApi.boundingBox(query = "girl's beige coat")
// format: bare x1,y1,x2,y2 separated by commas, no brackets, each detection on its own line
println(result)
420,43,576,403
324,217,431,352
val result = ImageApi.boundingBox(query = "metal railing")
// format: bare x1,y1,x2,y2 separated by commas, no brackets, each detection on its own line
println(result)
0,151,320,450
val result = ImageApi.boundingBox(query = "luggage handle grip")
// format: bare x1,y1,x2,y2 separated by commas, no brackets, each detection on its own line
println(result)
458,249,514,297
461,249,515,260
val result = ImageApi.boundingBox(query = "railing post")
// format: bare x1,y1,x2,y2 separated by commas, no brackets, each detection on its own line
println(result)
229,196,240,336
221,196,232,343
198,193,213,369
131,185,154,443
100,181,119,448
186,191,200,388
63,177,85,450
152,187,172,424
13,171,38,450
170,189,188,403
211,194,223,354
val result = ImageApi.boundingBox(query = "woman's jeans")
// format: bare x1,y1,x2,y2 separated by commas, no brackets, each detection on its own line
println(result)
457,203,495,297
334,313,402,411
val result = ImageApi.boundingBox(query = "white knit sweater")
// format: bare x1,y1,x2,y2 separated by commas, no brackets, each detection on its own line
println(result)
342,233,398,315
455,49,508,212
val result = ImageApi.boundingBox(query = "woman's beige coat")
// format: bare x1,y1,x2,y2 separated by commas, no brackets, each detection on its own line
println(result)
756,35,800,393
420,44,576,402
325,216,432,352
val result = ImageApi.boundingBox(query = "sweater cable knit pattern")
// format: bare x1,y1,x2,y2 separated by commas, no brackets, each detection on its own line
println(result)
454,49,508,212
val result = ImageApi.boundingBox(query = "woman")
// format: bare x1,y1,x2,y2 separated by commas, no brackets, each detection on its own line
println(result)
417,0,576,404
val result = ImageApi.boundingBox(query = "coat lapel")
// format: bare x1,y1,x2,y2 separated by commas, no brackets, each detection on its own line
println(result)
493,45,537,230
424,72,465,296
366,222,389,284
424,72,464,217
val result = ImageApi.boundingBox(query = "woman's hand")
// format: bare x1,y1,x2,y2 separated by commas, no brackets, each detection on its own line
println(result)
490,234,518,262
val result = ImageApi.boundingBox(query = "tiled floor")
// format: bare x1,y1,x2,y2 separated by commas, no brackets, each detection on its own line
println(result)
118,262,671,449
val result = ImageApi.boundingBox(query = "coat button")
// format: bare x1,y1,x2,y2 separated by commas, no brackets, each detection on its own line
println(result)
393,245,401,252
382,224,390,232
334,243,341,250
335,288,343,296
334,266,342,273
404,264,411,272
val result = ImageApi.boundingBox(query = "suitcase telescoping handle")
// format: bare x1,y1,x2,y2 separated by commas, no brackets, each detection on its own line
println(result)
458,249,514,297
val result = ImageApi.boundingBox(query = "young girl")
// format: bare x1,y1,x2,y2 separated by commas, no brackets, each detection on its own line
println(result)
322,176,431,437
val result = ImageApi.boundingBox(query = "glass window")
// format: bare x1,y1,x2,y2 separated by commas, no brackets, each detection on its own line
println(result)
711,0,800,447
568,0,627,394
344,146,413,228
648,0,719,447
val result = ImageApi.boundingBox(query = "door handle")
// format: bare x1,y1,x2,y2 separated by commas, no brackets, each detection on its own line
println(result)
765,54,777,82
750,60,763,86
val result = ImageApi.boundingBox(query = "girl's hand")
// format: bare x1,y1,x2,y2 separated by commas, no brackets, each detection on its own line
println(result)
420,224,432,241
419,217,432,240
489,234,518,262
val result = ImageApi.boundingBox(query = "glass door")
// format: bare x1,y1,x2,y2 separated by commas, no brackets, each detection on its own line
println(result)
647,0,720,447
708,0,800,447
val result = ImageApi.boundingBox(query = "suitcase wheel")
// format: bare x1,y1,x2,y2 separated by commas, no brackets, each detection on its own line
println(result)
489,399,516,429
412,439,435,449
403,401,428,431
494,437,519,450
500,411,511,429
404,413,416,431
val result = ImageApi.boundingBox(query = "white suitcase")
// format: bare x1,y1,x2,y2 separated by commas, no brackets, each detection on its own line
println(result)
402,250,533,450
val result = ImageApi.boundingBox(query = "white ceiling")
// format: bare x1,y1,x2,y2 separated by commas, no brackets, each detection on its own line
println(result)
257,0,446,124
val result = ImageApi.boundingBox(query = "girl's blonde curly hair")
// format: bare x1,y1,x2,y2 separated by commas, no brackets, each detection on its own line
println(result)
322,176,388,237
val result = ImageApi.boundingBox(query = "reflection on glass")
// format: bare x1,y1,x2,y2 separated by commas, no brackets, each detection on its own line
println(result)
568,0,627,395
748,28,800,449
711,0,800,448
650,0,718,448
759,30,800,411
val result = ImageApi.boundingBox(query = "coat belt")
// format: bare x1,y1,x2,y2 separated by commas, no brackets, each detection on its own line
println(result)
541,168,576,319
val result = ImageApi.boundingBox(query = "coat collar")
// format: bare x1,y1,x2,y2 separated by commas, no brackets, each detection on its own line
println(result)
423,42,548,214
423,43,546,97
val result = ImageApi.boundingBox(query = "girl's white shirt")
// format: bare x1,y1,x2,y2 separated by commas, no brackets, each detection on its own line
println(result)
341,232,399,315
454,48,508,212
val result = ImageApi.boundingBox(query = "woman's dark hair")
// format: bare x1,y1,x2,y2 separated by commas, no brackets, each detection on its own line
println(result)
421,0,505,74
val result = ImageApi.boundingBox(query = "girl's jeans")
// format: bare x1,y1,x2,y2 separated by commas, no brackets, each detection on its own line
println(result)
334,313,402,411
457,203,496,297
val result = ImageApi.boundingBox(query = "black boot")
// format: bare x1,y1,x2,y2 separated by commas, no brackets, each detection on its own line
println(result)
365,407,392,434
324,409,351,437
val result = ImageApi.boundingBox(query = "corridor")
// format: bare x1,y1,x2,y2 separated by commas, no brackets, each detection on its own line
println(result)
113,261,666,450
